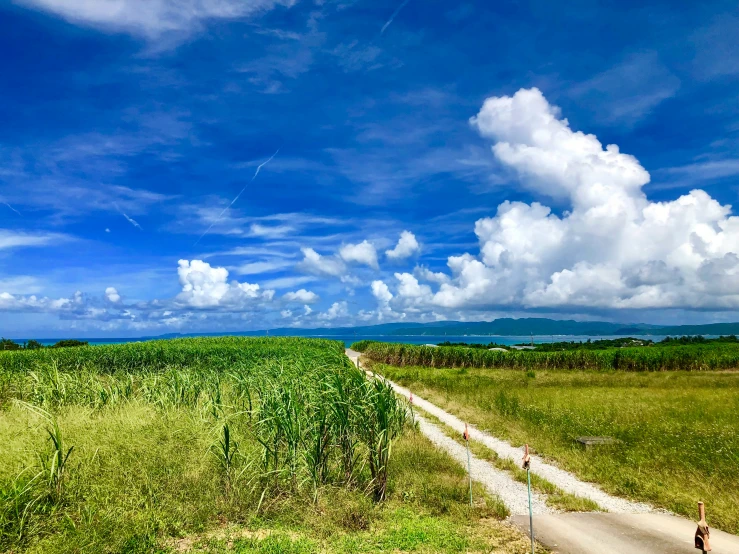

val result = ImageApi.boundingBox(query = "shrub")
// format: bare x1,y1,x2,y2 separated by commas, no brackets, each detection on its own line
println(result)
50,340,89,349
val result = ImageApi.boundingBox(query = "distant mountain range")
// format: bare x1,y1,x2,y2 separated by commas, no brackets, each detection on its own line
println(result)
156,318,739,339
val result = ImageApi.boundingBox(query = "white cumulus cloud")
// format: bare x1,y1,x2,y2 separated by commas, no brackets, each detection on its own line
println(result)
371,280,397,320
105,287,121,303
393,87,739,312
0,291,81,312
414,266,451,285
371,280,393,304
176,259,274,309
282,289,319,303
385,231,420,260
318,301,349,321
297,247,346,277
0,289,127,321
339,240,379,269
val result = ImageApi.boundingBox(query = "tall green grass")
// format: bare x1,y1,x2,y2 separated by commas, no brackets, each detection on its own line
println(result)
0,337,409,551
348,340,377,353
357,341,739,371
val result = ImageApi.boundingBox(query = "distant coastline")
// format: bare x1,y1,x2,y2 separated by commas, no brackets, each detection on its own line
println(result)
9,332,731,350
8,316,739,345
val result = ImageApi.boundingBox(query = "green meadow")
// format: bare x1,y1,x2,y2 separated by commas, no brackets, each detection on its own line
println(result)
372,360,739,534
0,337,534,553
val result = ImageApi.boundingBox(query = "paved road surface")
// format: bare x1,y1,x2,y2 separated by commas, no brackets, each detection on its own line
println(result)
511,513,739,554
346,349,739,553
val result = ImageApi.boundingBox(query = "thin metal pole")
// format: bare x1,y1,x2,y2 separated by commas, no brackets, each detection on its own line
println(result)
464,423,473,506
466,439,473,506
527,468,535,553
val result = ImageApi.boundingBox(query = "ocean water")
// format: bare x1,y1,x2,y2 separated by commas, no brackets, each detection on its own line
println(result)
23,339,139,347
19,334,688,349
308,334,682,348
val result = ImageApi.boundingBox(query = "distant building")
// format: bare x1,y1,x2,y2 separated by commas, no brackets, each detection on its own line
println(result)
510,345,535,351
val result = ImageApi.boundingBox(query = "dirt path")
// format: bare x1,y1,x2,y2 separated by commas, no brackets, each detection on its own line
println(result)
346,349,644,513
382,370,650,514
347,349,550,514
416,413,552,515
345,349,739,553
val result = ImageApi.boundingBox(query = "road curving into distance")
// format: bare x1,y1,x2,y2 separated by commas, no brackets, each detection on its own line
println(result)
345,348,739,554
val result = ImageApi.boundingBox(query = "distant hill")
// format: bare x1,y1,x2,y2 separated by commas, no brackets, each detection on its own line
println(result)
155,318,739,339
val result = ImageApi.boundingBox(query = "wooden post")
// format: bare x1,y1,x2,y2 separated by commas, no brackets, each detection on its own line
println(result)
695,501,711,552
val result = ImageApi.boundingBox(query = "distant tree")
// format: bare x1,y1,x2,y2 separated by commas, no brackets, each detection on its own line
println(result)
437,341,510,350
659,335,737,346
24,340,44,350
1,338,22,351
51,339,89,349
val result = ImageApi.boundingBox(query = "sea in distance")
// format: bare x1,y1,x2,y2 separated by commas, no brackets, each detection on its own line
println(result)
21,334,707,348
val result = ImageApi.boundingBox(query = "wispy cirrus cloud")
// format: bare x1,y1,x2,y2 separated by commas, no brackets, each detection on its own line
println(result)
0,116,181,224
261,275,316,290
194,149,280,245
231,260,295,275
115,203,144,230
176,206,351,242
0,276,44,295
15,0,299,40
691,15,739,80
0,182,171,225
380,0,411,35
652,159,739,190
2,202,21,216
0,230,71,251
568,52,680,127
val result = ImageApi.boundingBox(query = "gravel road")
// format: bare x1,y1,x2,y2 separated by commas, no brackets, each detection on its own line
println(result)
345,349,652,514
415,414,552,515
345,350,739,552
390,378,652,514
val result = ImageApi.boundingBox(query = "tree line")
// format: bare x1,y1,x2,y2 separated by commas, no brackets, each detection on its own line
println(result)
1,338,88,351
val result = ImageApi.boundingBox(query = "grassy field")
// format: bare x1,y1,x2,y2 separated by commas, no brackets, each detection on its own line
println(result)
373,361,739,534
0,337,536,553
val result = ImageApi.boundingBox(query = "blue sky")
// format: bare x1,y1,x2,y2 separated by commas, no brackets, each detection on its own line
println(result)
1,0,739,338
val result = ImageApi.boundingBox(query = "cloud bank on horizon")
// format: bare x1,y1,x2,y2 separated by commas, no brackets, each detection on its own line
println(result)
2,0,739,336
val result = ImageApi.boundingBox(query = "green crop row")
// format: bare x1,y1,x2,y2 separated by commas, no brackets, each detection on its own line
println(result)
0,336,344,374
357,341,739,371
348,340,377,353
0,337,408,549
